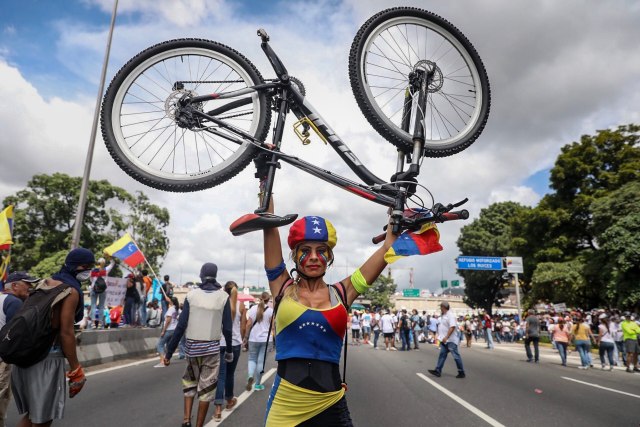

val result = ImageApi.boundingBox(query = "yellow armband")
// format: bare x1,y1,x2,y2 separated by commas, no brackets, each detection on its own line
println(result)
351,268,370,294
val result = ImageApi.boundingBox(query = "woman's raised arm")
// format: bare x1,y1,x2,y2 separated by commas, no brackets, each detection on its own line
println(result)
263,197,291,297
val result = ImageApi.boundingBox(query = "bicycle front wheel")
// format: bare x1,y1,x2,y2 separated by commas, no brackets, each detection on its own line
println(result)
101,38,271,192
349,7,490,156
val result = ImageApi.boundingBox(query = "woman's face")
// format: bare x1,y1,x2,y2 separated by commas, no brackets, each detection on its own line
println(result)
295,242,331,278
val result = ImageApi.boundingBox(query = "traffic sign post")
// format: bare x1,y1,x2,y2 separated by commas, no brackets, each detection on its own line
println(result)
402,289,420,298
456,256,503,270
456,255,525,321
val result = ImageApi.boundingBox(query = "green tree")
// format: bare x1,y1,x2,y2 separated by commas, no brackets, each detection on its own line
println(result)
2,173,170,272
527,260,587,307
362,273,397,309
589,182,640,307
513,125,640,309
456,202,530,314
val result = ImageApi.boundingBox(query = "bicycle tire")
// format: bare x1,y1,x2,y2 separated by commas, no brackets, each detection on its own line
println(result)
101,38,271,192
349,7,490,156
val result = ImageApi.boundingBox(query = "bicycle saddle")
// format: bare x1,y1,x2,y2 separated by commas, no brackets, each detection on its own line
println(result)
229,212,298,236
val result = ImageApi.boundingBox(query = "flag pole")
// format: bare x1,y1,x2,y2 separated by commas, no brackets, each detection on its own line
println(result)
129,236,168,300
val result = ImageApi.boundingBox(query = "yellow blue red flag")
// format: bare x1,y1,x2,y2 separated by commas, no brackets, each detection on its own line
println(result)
0,205,14,251
384,222,443,264
104,233,145,267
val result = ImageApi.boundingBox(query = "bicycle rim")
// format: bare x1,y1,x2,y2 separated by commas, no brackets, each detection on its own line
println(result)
110,47,263,182
359,16,485,148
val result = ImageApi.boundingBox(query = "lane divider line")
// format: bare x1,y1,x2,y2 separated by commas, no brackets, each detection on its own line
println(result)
561,376,640,399
416,373,506,427
85,356,158,376
207,367,277,426
490,347,628,371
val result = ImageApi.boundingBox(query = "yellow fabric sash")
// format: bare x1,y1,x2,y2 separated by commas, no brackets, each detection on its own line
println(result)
265,377,345,427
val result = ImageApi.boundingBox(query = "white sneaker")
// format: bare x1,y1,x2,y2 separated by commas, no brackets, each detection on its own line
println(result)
153,363,165,368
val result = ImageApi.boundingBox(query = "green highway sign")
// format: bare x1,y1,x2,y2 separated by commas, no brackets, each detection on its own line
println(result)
452,280,460,287
440,280,448,288
402,288,420,297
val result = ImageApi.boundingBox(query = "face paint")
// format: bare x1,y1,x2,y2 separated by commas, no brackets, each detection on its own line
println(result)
317,248,329,266
296,247,310,267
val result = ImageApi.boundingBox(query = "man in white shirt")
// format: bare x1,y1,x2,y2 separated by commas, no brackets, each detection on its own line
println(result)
380,310,397,351
428,302,466,378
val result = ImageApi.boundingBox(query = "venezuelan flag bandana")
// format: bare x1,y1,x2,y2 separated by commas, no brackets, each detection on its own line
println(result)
384,223,443,264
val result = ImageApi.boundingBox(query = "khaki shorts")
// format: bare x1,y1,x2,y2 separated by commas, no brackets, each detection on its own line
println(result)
182,354,220,402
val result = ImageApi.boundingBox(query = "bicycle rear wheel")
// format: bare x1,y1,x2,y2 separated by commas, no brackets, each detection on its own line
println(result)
349,7,490,156
101,38,271,192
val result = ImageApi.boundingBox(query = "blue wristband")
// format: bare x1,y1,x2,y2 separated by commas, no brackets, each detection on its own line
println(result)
266,260,286,281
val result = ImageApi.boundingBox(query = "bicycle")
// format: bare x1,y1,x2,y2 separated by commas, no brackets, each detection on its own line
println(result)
101,7,490,238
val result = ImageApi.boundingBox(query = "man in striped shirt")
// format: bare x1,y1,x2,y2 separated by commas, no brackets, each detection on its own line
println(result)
165,263,233,427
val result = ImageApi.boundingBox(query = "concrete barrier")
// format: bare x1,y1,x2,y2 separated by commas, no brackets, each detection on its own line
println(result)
76,328,160,367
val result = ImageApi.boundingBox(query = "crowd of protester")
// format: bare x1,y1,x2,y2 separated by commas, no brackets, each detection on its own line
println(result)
346,306,640,374
1,247,638,426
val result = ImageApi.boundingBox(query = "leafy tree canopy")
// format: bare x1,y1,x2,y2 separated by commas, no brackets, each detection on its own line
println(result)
456,201,530,314
362,273,397,309
2,173,170,273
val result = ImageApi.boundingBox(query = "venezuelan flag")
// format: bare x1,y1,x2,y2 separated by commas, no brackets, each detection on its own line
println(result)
0,205,14,251
104,233,145,267
384,223,443,264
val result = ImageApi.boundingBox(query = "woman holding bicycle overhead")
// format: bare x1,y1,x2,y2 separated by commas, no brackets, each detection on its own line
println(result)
261,198,396,427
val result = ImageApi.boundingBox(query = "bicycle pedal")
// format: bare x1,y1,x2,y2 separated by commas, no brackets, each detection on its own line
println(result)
229,213,298,236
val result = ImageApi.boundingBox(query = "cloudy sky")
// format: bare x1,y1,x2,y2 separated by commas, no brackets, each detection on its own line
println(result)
1,0,639,291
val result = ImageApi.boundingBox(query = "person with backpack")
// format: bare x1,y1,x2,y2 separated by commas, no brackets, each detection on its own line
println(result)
88,255,115,329
0,271,39,426
260,196,397,426
6,248,94,426
399,309,412,351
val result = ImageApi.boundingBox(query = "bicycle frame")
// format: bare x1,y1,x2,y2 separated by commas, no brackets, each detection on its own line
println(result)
181,31,430,217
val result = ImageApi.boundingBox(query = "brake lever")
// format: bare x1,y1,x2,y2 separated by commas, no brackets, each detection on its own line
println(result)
451,198,468,208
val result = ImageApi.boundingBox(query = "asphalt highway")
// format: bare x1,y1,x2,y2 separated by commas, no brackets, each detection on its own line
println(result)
6,341,640,426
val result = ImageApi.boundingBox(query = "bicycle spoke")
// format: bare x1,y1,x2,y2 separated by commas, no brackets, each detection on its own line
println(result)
383,29,412,67
436,91,471,124
136,125,175,159
368,48,411,73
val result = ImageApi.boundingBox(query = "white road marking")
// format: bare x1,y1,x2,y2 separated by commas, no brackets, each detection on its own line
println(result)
417,373,506,427
491,346,628,370
209,367,277,426
561,376,640,399
85,356,158,376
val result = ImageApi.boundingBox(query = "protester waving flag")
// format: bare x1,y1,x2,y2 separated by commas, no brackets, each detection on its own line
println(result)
0,205,14,250
384,223,443,264
104,233,145,267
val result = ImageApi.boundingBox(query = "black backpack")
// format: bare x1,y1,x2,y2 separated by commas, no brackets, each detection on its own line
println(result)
0,280,72,368
402,315,412,330
418,317,425,328
93,276,107,294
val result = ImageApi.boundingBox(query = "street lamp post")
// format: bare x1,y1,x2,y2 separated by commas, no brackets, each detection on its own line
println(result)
70,0,119,249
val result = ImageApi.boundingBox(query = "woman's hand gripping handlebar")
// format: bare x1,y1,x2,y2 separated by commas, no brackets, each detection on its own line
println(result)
371,198,469,244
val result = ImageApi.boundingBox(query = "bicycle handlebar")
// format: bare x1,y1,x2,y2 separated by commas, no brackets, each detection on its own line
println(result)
371,199,469,244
